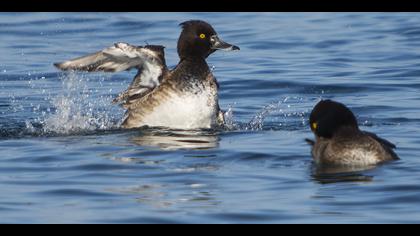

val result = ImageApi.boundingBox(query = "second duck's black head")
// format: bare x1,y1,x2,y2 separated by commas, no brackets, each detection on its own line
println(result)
309,100,359,139
177,20,240,60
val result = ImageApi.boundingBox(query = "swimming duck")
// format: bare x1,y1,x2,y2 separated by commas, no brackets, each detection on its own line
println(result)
306,99,399,166
54,20,239,129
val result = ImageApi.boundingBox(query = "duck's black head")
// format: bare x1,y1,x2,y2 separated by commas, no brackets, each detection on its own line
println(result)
177,20,240,60
309,100,359,139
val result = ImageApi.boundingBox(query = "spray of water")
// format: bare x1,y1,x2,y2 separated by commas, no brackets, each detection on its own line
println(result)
25,72,124,136
222,103,238,131
245,97,311,131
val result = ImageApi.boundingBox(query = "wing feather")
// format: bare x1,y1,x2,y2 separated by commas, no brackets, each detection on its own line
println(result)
363,131,399,160
363,131,396,149
54,42,163,73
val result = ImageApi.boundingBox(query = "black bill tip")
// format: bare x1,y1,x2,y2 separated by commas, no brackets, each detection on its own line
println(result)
231,45,240,51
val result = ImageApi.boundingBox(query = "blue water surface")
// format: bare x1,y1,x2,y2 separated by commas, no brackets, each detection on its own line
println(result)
1,12,420,223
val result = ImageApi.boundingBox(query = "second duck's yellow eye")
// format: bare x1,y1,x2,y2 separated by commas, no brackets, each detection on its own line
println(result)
199,33,206,39
312,122,318,130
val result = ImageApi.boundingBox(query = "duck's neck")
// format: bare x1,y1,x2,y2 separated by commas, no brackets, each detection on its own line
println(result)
176,57,210,75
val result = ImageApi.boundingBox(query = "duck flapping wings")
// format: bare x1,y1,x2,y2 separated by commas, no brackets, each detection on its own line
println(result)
54,42,167,108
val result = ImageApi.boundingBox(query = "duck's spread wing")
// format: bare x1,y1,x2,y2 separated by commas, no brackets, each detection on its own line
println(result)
54,43,167,105
54,43,165,72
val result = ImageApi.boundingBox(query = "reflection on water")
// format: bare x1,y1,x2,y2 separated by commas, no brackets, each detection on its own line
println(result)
310,164,376,184
129,128,220,150
106,183,221,210
106,184,173,208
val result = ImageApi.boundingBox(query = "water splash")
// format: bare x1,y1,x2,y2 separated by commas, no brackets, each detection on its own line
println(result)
25,72,124,136
222,103,238,130
245,97,310,131
218,97,312,132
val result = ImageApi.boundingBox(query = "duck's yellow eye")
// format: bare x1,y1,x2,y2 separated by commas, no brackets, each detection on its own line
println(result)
199,33,206,39
312,122,318,130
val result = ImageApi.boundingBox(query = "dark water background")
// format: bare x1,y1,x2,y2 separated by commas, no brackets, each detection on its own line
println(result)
1,13,420,223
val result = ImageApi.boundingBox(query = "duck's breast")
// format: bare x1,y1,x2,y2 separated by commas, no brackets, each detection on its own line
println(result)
123,76,220,130
142,87,218,129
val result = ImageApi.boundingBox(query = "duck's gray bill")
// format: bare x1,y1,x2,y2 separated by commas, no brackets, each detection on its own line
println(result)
210,35,240,51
